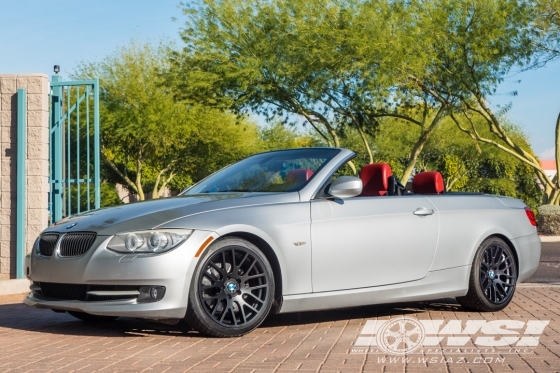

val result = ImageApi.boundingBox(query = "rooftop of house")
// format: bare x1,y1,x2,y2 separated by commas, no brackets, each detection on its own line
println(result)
541,160,557,171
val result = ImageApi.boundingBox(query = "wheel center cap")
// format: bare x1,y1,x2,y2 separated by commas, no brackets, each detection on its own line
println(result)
225,280,238,294
488,270,495,279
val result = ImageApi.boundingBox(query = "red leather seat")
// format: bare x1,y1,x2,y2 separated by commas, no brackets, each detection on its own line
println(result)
412,171,444,194
359,163,392,196
286,169,314,184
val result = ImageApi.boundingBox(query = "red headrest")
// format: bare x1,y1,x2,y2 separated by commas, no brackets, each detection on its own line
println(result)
286,169,313,184
359,163,392,196
413,171,444,194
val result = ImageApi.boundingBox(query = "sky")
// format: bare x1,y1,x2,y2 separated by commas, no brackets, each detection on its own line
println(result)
1,1,559,159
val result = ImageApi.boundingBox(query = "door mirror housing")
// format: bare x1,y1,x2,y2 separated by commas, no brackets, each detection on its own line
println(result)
327,176,363,199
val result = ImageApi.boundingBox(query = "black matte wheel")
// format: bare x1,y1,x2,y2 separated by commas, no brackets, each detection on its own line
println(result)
457,237,517,312
67,311,117,322
185,237,275,337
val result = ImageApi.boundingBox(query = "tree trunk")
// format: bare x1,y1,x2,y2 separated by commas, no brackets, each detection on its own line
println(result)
400,107,447,182
135,148,145,201
355,125,374,164
401,132,429,183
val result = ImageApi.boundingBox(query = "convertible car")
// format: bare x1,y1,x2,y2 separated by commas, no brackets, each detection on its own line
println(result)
25,148,541,337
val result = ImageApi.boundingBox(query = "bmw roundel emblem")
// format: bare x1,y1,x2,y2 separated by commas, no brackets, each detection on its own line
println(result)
66,223,77,229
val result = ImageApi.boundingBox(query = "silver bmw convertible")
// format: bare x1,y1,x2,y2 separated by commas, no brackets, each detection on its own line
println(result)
25,148,541,337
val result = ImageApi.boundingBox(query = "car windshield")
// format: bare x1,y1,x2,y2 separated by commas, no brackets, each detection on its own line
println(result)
185,148,340,194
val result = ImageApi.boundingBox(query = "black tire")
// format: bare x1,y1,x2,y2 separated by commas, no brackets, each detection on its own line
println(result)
185,237,275,337
457,237,517,312
67,311,117,323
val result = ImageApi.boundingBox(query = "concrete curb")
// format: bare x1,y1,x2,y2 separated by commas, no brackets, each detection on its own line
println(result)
0,279,30,296
518,283,560,287
539,235,560,242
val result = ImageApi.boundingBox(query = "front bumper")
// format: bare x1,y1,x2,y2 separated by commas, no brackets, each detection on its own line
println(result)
24,230,216,319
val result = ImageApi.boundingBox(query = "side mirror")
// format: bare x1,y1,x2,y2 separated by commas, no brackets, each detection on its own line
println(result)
328,176,363,199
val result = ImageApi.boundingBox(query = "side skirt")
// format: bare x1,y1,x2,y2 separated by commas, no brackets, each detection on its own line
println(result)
279,265,471,314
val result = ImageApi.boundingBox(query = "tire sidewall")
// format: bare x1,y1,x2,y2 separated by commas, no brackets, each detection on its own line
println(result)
188,237,275,337
472,237,517,311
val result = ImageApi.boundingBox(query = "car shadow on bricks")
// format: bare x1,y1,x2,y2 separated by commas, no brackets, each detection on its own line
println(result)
0,297,462,338
262,297,461,328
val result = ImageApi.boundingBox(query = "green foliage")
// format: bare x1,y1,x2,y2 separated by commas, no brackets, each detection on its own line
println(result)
73,41,263,200
170,0,450,162
259,123,321,151
171,0,550,184
535,0,560,60
69,182,122,215
69,0,558,207
539,204,560,215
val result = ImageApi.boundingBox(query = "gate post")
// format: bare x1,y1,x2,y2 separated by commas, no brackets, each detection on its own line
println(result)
16,88,26,279
93,77,100,209
50,75,63,223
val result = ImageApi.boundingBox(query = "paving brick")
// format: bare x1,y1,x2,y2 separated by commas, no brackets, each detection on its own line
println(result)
0,287,559,372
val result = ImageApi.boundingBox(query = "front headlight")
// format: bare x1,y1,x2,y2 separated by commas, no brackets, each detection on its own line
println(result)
107,229,193,254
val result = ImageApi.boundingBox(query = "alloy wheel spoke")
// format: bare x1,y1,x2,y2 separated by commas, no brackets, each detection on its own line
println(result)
246,273,266,280
239,298,259,314
208,262,225,277
231,248,237,270
493,283,503,301
219,302,230,323
235,300,247,324
230,307,237,326
199,246,269,327
211,301,221,316
247,284,267,291
244,292,265,304
201,284,216,291
246,258,257,275
222,252,229,274
237,252,249,270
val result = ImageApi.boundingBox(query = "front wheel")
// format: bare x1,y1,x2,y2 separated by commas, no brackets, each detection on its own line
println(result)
185,237,275,337
457,237,517,312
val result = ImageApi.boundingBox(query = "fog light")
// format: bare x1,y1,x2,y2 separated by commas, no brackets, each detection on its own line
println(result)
150,287,158,300
138,286,166,303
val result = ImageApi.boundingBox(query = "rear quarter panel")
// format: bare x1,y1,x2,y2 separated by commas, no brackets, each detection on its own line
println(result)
427,195,537,271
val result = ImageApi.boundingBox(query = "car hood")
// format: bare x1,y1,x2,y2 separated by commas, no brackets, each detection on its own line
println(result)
45,192,300,236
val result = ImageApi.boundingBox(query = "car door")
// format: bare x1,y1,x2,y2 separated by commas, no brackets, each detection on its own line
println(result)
311,195,439,293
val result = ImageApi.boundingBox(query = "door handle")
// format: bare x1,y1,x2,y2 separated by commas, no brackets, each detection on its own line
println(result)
413,207,434,216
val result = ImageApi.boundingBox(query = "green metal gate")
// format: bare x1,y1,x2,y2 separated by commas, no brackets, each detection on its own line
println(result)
50,75,100,223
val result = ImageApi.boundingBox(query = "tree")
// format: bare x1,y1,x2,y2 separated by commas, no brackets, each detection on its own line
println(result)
74,41,262,200
535,0,560,60
395,0,560,203
170,0,453,179
171,0,556,199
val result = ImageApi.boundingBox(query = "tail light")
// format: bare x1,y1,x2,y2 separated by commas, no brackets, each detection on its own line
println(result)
524,207,537,227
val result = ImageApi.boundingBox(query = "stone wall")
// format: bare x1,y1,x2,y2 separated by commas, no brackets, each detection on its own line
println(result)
0,74,50,280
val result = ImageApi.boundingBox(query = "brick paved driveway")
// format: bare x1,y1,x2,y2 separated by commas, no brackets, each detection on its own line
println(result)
0,286,559,373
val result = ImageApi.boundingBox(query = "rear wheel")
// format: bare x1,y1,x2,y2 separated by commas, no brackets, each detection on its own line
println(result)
185,237,275,337
457,237,517,312
67,311,117,322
